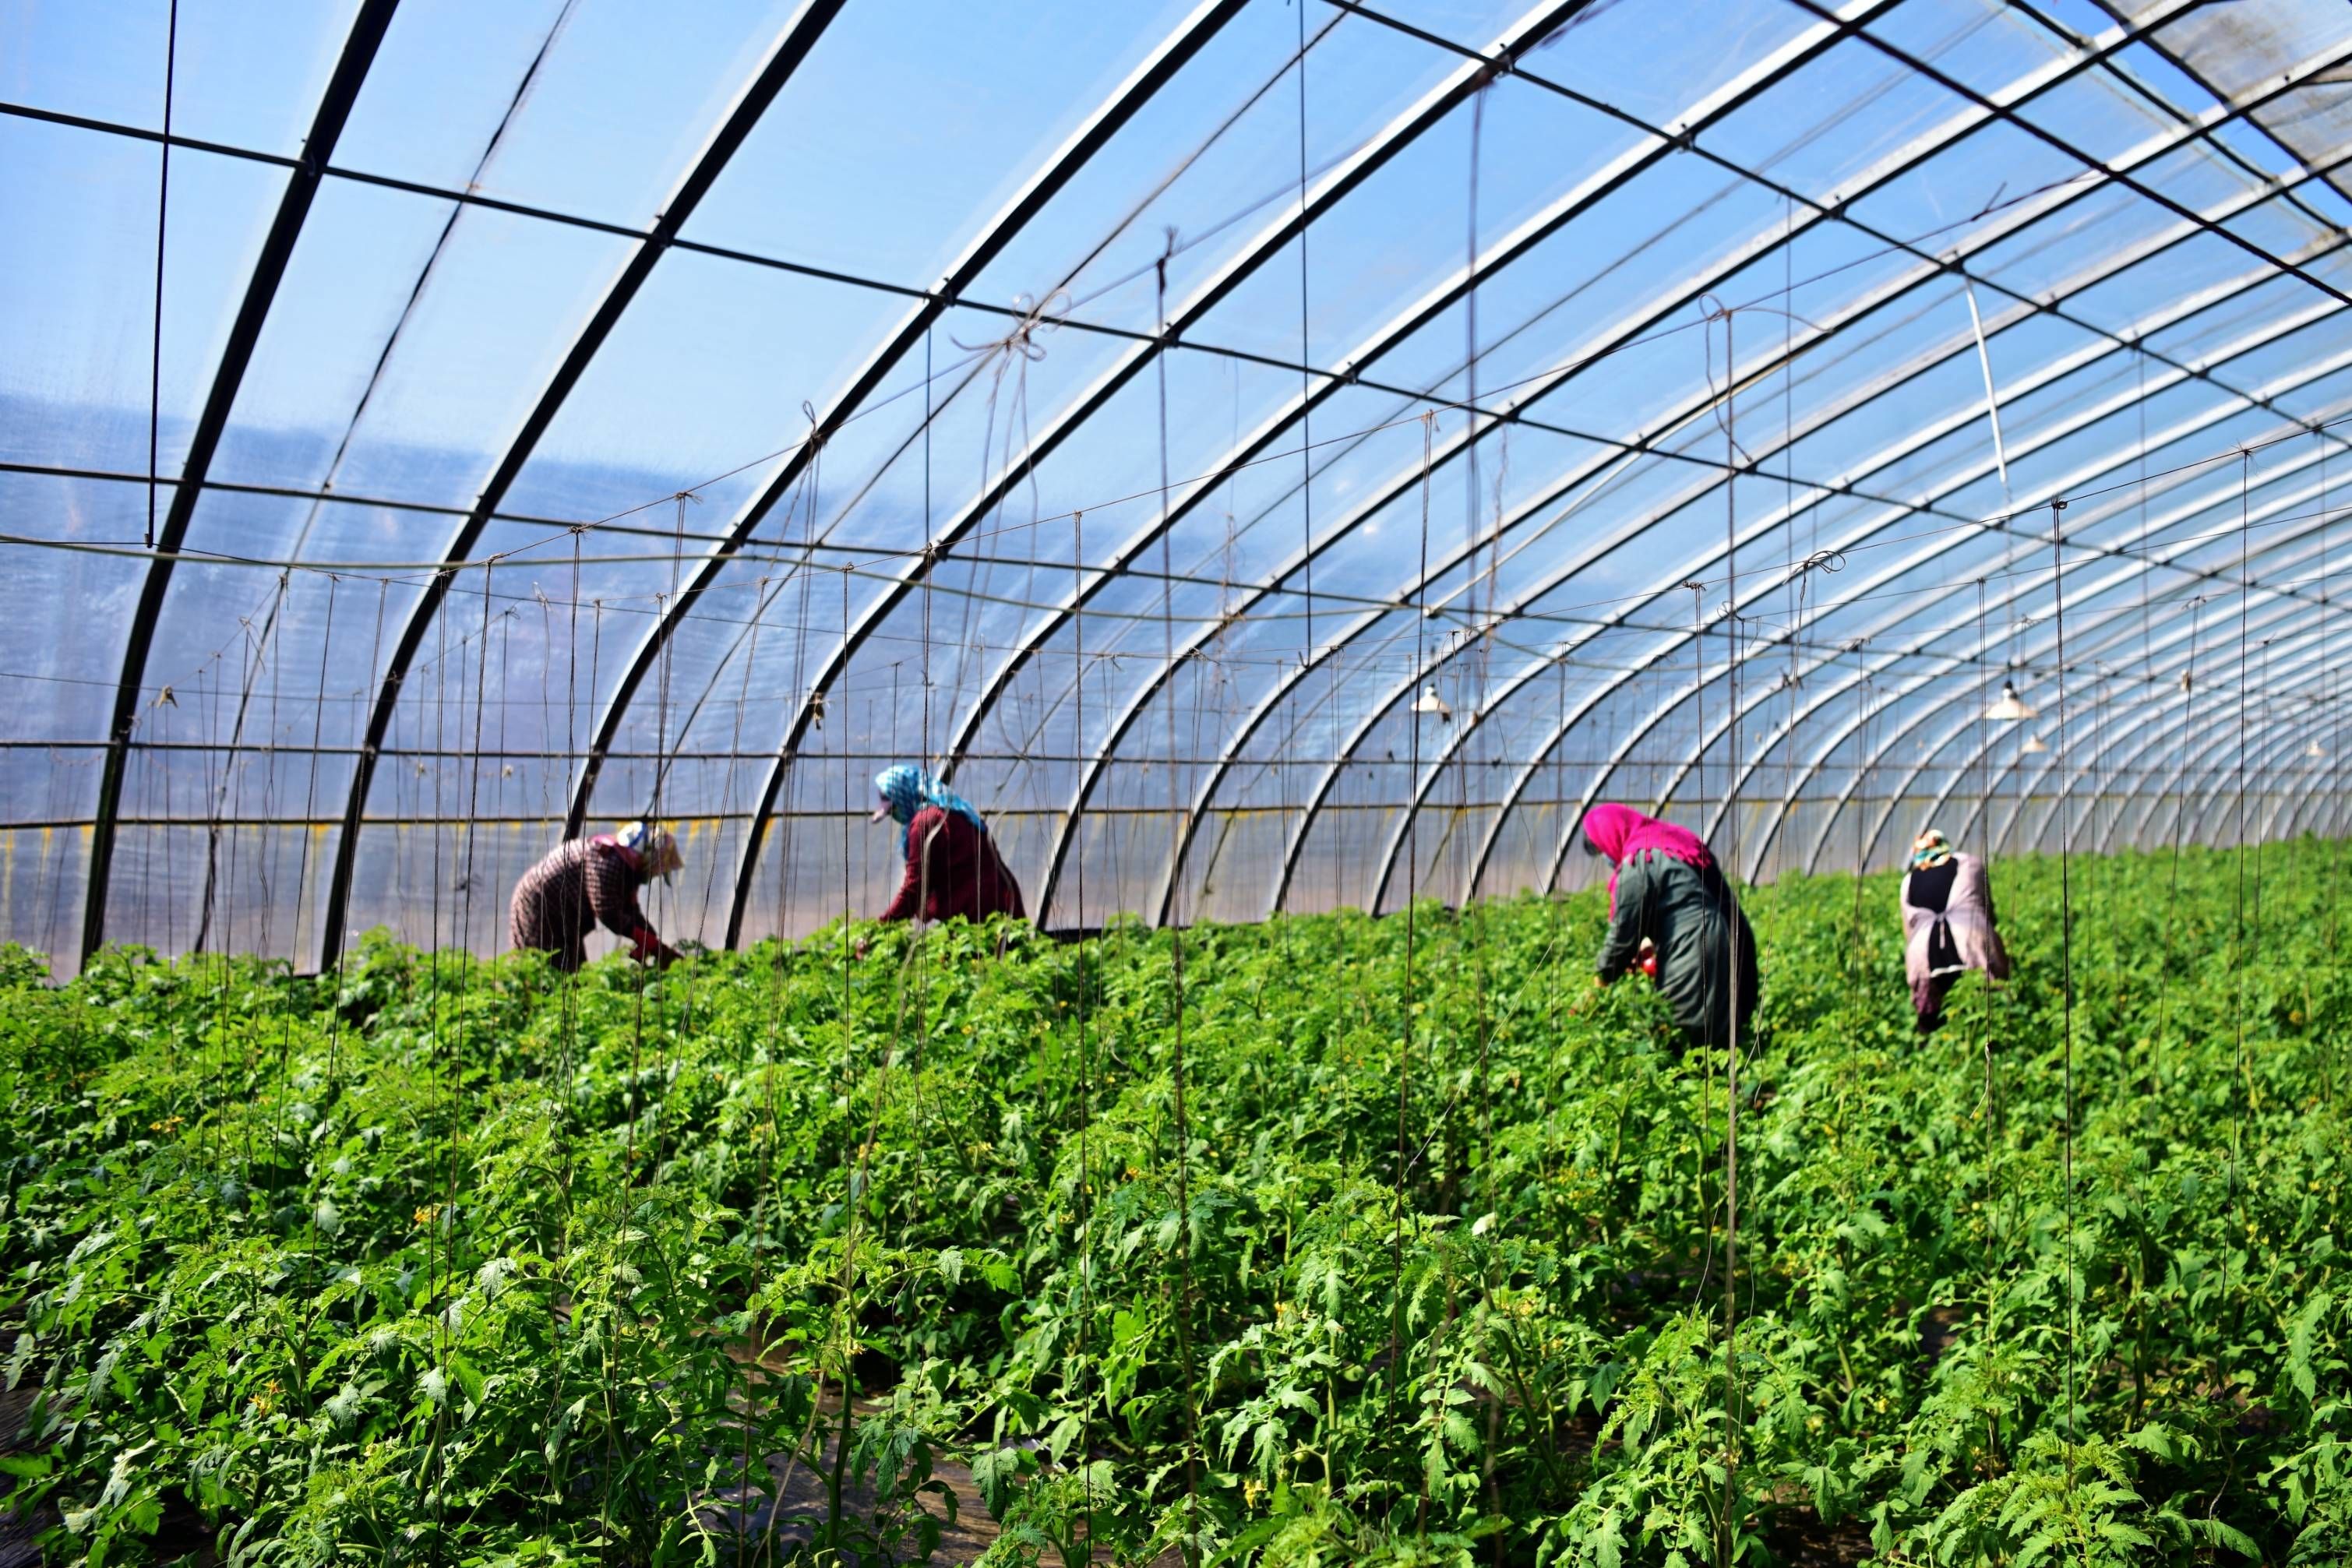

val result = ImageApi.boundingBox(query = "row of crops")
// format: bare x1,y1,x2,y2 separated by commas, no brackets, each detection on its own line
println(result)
3,841,2350,1565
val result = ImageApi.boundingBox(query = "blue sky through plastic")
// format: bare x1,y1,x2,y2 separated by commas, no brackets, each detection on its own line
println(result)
6,0,2352,959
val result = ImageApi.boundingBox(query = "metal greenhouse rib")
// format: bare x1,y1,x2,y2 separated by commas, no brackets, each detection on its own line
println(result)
721,0,1607,944
79,0,403,965
559,0,1253,840
317,0,852,963
1104,0,2330,925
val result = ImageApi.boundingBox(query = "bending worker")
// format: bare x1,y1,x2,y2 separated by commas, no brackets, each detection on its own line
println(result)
870,764,1025,926
1582,803,1757,1052
1899,828,2008,1034
509,820,682,971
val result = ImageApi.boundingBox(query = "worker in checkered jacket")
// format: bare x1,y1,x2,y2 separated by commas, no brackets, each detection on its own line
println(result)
509,820,682,972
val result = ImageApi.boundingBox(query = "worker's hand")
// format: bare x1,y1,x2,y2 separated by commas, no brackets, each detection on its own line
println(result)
852,936,871,961
654,944,681,971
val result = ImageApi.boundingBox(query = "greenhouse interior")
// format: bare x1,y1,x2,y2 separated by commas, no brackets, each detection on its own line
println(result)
6,0,2352,1563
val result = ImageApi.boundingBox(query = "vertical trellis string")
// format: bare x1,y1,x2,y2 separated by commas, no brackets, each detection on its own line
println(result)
1153,244,1202,1568
1717,303,1744,1568
145,0,178,549
1295,0,1315,927
1394,409,1436,1426
1071,508,1097,1549
2227,453,2252,1363
2048,497,2078,1471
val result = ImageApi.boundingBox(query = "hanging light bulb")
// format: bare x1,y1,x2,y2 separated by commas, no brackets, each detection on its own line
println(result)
1984,680,2036,721
2308,739,2329,759
2019,734,2049,755
1412,682,1453,722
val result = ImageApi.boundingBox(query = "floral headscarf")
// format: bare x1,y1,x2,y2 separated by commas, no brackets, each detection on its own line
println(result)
1909,828,1955,870
873,764,986,854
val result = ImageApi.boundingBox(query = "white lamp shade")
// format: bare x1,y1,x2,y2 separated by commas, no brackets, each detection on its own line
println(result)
1984,681,2036,721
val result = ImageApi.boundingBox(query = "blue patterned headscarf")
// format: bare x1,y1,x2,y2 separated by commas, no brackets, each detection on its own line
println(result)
873,764,986,853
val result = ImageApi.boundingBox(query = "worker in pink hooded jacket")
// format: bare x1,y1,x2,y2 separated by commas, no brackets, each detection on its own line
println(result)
1582,804,1758,1052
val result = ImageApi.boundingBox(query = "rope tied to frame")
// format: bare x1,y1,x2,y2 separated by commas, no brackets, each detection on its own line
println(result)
950,288,1070,365
1783,547,1846,590
1696,294,1758,471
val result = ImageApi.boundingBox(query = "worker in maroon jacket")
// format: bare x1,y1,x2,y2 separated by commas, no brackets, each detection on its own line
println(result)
869,764,1025,929
509,820,682,972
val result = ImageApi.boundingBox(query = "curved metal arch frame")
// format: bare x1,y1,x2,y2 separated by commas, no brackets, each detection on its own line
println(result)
1088,167,1828,926
1938,481,2352,858
1445,306,2352,914
1033,0,2237,927
1807,476,2348,877
1944,483,2352,861
561,0,1254,837
1411,192,2352,907
1552,403,2352,905
930,0,1875,805
1855,628,2213,872
1821,488,2352,870
1793,0,2352,313
2098,665,2352,855
1220,38,2352,924
2051,668,2178,852
810,0,2346,936
1735,512,2329,895
2230,643,2342,851
954,0,1991,875
1370,248,2352,911
1275,238,2326,913
718,0,1612,943
1712,430,2352,876
2119,642,2315,850
1873,589,2319,876
1986,635,2330,866
318,0,852,962
2192,682,2342,846
1727,601,2206,883
945,0,1917,928
73,0,2352,959
2267,702,2347,842
1873,575,2330,876
2270,638,2352,843
2214,647,2352,849
2168,644,2338,847
924,0,1859,784
2075,0,2352,251
1694,523,2280,872
79,0,403,964
1787,622,2234,886
2118,700,2287,853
